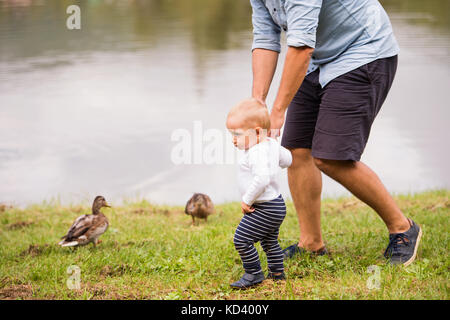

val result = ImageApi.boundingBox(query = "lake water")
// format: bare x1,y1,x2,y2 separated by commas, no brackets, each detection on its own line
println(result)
0,0,449,207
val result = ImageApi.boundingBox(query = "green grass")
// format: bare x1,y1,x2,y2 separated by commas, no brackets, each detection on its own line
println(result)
0,190,448,300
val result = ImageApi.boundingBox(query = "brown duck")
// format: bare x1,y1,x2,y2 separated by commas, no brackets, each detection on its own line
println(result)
185,193,215,225
58,196,111,247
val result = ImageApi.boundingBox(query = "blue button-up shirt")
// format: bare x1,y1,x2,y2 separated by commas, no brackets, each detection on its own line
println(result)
251,0,400,87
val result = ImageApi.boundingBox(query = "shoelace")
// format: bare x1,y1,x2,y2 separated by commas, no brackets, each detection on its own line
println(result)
384,233,410,257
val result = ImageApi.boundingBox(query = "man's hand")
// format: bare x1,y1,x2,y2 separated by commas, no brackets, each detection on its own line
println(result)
241,202,255,214
269,106,285,138
268,46,313,137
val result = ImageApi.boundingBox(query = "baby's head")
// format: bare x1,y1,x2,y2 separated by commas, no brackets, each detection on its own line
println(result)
226,98,270,150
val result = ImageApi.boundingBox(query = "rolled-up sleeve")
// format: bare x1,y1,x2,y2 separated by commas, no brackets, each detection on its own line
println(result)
284,0,322,48
250,0,281,53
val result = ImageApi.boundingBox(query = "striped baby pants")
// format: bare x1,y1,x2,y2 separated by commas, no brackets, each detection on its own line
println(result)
233,194,286,274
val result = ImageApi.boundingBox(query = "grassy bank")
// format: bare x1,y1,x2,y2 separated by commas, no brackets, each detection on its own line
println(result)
0,190,448,300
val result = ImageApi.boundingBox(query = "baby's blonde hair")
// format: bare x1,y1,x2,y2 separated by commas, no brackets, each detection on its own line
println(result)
226,98,270,130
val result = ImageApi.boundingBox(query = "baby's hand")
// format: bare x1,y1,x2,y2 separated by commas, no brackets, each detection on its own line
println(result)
241,202,255,214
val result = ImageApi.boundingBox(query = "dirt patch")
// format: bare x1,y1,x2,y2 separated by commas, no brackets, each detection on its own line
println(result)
0,284,34,300
121,239,154,248
428,200,450,212
87,283,109,298
100,264,133,277
155,208,171,215
341,200,362,208
322,199,364,215
70,206,85,214
7,221,34,230
20,244,50,257
0,204,13,213
128,207,180,216
130,208,151,215
68,282,148,299
121,240,136,247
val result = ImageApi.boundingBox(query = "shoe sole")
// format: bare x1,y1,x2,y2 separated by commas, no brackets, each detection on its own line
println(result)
230,280,264,290
401,226,422,267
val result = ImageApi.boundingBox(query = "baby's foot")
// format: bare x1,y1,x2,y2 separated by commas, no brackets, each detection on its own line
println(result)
230,271,265,289
266,271,286,281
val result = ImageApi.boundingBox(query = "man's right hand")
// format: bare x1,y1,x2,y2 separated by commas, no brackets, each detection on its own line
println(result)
268,106,285,139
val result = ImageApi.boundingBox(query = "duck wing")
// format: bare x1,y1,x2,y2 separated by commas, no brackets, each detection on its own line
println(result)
184,197,192,215
63,214,95,241
204,194,215,213
84,214,109,240
197,194,214,217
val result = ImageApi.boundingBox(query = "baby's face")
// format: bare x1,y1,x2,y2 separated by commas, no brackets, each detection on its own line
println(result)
227,127,260,150
227,114,267,150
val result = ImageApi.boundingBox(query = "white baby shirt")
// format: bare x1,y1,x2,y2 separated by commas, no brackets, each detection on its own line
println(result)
238,137,292,206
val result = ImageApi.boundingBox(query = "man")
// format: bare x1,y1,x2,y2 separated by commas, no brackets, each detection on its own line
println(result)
250,0,422,266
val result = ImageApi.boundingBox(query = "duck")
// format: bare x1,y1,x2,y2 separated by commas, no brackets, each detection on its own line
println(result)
185,193,215,225
58,196,111,247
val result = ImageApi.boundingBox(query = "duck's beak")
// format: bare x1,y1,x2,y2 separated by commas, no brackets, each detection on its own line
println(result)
104,202,111,208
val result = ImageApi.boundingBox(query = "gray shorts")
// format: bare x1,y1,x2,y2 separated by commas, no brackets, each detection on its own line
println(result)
281,55,398,161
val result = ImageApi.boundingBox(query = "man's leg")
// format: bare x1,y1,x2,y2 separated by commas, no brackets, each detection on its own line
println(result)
305,56,422,265
280,68,326,253
313,158,410,233
287,148,324,251
309,56,408,233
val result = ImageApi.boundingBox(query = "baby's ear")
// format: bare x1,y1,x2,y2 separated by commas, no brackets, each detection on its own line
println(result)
255,127,268,136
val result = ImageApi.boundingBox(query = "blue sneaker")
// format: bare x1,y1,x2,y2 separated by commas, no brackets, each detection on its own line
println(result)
384,219,422,266
230,272,264,289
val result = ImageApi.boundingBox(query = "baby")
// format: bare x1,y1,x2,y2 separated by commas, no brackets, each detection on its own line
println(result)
226,98,292,289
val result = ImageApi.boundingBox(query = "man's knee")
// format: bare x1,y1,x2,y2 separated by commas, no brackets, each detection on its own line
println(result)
313,157,356,173
313,157,329,172
289,148,314,169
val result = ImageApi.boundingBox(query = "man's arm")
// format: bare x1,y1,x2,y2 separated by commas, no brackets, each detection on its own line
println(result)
267,46,313,137
273,46,313,113
269,0,322,136
250,0,321,134
252,48,279,103
250,0,282,103
253,47,313,138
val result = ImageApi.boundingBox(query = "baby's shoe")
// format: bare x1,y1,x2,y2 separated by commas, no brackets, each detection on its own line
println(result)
230,271,265,289
266,271,286,281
